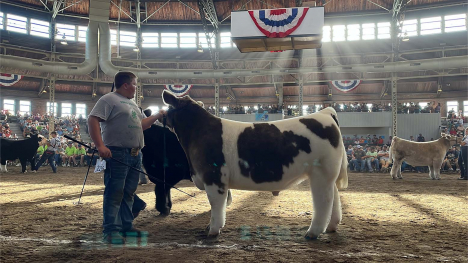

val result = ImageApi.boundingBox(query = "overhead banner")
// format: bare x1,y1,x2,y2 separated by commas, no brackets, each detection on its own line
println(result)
331,80,361,93
164,85,193,97
248,7,309,38
0,73,23,86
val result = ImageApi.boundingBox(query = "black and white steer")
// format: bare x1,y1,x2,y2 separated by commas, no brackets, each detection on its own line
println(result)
162,90,348,240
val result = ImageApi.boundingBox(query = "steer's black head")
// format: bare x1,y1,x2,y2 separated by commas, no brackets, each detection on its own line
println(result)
162,90,206,132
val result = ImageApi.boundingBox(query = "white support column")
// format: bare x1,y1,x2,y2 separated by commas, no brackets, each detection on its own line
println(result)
48,75,56,133
276,83,284,109
391,74,398,137
298,75,304,116
215,82,220,116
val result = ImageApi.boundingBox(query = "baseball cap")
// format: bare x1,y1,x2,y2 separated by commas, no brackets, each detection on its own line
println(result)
356,145,361,148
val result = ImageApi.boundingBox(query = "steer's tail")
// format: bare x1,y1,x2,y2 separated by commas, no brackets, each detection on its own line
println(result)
336,148,348,190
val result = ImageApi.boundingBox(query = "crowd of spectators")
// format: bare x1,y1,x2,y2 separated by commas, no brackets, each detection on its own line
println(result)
202,101,448,116
443,109,465,138
206,104,282,115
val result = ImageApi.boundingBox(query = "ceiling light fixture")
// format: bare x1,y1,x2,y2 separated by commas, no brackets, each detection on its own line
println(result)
402,32,409,42
60,33,68,45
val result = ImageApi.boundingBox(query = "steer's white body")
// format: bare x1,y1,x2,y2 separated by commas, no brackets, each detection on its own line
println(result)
163,91,348,240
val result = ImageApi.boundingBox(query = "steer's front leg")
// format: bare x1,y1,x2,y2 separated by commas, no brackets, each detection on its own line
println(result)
205,184,229,237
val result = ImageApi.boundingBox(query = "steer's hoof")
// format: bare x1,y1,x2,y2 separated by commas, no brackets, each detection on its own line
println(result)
304,234,318,241
272,191,280,196
207,230,220,238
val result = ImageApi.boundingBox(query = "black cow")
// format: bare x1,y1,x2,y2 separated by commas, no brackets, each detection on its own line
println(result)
132,110,191,216
0,133,46,173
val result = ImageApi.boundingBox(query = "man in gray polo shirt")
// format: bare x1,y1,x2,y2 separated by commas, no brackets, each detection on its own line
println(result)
88,71,165,244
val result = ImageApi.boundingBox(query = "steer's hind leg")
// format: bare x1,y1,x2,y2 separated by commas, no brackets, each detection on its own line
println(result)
205,184,229,237
433,160,442,180
326,184,342,233
428,165,435,180
390,160,401,179
306,166,336,240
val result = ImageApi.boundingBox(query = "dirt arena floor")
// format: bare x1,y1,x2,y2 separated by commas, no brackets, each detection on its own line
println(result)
1,166,467,262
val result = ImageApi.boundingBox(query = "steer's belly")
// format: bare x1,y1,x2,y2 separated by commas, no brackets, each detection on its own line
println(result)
228,173,308,191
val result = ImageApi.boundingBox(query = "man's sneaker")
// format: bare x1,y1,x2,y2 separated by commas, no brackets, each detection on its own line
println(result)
448,168,453,171
16,163,21,167
120,228,149,237
103,231,125,244
67,164,70,167
456,169,460,172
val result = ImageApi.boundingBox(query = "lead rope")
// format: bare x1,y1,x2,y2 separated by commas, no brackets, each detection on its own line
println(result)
63,135,194,198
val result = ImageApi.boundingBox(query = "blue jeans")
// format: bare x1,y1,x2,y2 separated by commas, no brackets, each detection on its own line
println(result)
35,151,56,172
85,155,99,166
54,154,62,165
103,147,142,234
351,159,366,172
366,158,379,172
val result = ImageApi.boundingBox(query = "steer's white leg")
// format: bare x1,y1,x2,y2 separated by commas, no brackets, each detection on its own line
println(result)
306,170,335,240
428,165,435,179
326,184,342,233
226,189,232,207
433,160,442,180
205,184,229,237
390,161,401,180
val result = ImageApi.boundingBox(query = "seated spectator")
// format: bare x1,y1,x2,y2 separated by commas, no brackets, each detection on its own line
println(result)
442,146,460,172
36,144,47,161
55,145,65,166
358,136,364,145
65,142,76,167
450,127,457,136
351,145,366,172
74,144,86,167
364,147,379,173
346,145,353,161
3,124,12,138
377,136,384,145
371,135,378,145
378,145,390,172
417,133,425,142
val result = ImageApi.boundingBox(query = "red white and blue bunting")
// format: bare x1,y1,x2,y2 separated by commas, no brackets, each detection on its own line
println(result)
331,80,361,93
164,85,193,97
0,73,23,87
248,7,309,38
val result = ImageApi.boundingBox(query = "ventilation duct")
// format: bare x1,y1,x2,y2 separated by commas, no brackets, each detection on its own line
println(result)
0,0,111,75
99,21,467,79
0,0,466,79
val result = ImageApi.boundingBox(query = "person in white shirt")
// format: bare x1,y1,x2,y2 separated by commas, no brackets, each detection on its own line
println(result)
378,145,390,172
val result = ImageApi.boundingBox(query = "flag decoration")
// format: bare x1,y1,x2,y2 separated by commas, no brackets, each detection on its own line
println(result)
164,84,193,97
0,73,23,86
248,7,309,38
331,80,361,93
